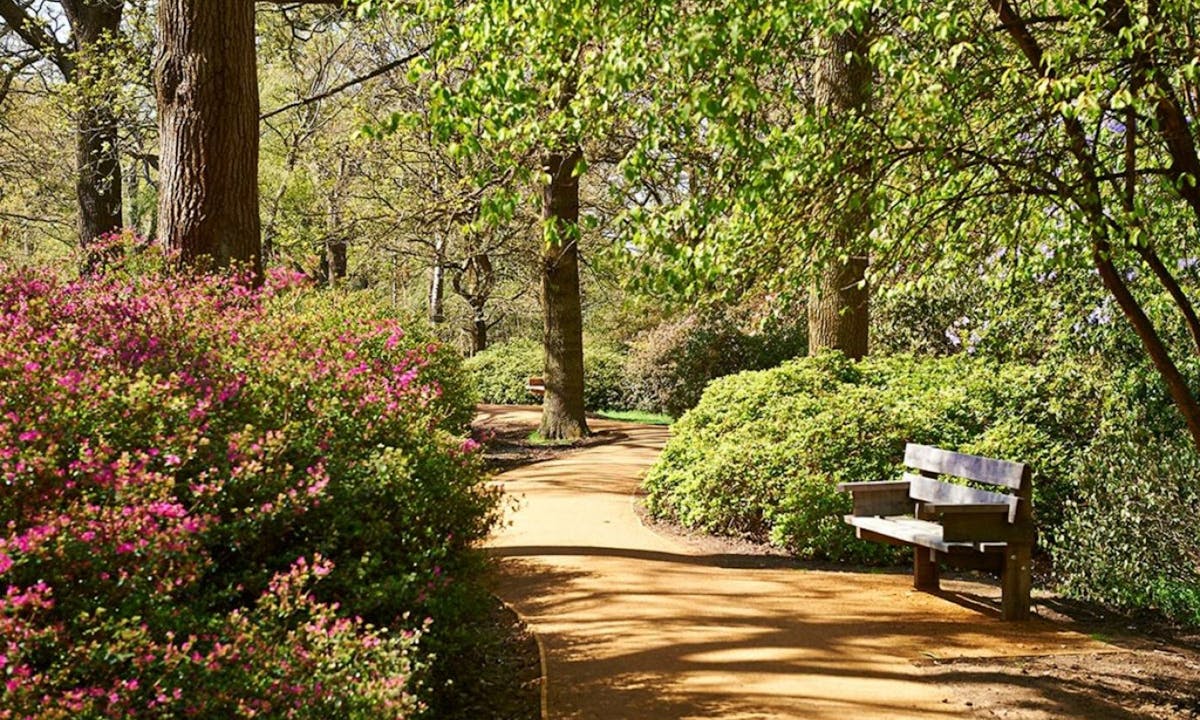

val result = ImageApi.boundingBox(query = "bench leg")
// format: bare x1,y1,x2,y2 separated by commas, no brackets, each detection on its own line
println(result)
914,547,939,591
1001,544,1032,621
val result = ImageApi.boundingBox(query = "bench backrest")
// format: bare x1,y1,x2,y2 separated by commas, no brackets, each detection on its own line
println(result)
903,444,1031,524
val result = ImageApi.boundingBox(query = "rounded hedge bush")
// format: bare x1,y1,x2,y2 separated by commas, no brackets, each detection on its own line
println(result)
1050,425,1200,625
621,312,807,418
644,352,1102,565
464,337,627,410
0,250,498,718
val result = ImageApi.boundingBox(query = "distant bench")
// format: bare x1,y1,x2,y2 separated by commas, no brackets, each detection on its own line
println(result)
837,443,1034,621
526,376,546,398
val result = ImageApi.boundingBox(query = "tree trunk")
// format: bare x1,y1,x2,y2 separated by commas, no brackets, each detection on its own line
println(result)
808,28,872,360
76,104,123,251
1093,238,1200,448
429,236,446,323
808,257,870,359
326,238,347,284
62,1,124,267
469,302,488,355
155,0,262,278
539,149,589,440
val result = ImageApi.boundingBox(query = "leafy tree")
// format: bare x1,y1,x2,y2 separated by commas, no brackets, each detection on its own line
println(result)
354,0,669,438
0,0,132,261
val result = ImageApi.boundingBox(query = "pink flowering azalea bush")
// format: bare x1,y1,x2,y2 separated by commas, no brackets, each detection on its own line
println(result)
0,243,497,718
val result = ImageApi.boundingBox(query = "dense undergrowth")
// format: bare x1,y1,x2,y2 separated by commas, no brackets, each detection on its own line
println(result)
464,337,625,411
0,244,499,718
465,312,806,418
644,352,1200,624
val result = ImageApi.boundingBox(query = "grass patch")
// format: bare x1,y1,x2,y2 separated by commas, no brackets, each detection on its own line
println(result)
526,431,582,447
595,409,675,426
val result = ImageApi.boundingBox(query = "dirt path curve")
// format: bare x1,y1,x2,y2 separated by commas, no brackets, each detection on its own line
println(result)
481,406,1108,720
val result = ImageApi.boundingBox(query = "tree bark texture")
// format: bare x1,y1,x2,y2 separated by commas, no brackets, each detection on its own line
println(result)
155,0,262,278
808,28,872,360
469,303,488,355
61,1,124,262
539,150,589,440
429,236,447,323
452,252,494,355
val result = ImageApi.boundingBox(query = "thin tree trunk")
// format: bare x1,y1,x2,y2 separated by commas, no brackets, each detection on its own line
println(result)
1094,238,1200,447
76,104,123,250
325,154,349,285
62,1,124,268
326,238,347,283
539,149,589,440
429,236,446,323
469,302,488,355
155,0,262,278
808,28,872,359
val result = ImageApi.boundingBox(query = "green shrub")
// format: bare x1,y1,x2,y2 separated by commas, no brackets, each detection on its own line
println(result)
0,252,498,718
622,312,807,417
465,338,627,410
1050,426,1200,625
644,352,1102,564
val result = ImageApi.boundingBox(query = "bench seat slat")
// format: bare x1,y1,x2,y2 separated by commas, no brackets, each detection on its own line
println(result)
905,443,1026,489
844,515,1011,553
925,503,1012,514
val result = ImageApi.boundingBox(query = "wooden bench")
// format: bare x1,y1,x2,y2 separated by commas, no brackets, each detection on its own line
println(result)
526,376,546,398
837,443,1034,621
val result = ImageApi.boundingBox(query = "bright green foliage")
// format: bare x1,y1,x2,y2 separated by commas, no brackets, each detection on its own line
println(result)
464,338,626,410
464,339,543,405
644,353,1103,564
622,312,807,417
1052,426,1200,625
353,0,666,244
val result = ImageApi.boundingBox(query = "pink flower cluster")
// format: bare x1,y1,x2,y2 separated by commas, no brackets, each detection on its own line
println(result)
0,248,488,719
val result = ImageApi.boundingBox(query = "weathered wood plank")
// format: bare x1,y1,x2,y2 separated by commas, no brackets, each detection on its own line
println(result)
846,515,1015,553
939,507,1013,542
835,480,911,492
838,481,912,516
904,443,1026,489
847,515,954,552
1001,544,1033,620
914,546,939,590
906,474,1020,522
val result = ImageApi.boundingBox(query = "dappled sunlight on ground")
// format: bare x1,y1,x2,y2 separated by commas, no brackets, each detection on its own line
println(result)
483,407,1120,720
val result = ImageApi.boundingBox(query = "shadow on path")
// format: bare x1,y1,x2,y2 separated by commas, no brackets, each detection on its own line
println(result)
483,406,1121,720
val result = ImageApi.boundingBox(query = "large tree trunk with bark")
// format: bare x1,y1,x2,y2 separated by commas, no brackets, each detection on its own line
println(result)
809,256,869,358
539,150,589,440
808,28,872,360
61,1,124,265
154,0,262,278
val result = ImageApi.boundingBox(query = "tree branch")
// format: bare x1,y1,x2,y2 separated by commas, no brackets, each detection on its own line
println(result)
0,0,75,75
260,46,428,121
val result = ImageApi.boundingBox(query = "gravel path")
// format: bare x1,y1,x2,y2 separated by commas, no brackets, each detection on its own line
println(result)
482,406,1112,720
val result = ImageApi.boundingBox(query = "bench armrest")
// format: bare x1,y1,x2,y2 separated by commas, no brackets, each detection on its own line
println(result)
836,480,910,493
838,480,912,516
